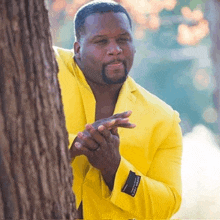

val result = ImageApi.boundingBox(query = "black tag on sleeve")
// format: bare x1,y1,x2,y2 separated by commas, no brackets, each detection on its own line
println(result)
121,171,141,197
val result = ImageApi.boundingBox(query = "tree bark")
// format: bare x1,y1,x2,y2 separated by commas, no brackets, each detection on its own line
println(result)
0,0,76,219
206,0,220,142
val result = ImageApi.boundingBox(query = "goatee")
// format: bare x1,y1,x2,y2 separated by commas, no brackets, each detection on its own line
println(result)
102,63,128,85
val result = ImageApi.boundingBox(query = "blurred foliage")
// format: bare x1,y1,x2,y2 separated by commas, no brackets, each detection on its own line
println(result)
46,0,218,134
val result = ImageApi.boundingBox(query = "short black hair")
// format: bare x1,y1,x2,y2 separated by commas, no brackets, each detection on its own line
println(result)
74,0,132,41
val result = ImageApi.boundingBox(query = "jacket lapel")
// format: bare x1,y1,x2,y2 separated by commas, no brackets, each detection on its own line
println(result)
114,76,137,117
74,64,96,124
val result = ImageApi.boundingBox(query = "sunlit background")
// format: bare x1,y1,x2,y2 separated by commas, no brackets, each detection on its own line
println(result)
45,0,220,218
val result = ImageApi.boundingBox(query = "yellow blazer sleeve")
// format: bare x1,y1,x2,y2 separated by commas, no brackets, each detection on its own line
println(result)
68,133,77,149
101,111,182,219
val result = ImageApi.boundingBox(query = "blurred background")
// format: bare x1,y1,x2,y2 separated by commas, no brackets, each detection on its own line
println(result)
45,0,220,218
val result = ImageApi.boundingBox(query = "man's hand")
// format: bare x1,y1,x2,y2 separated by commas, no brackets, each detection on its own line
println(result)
92,110,135,130
69,111,136,189
76,124,120,187
70,110,135,158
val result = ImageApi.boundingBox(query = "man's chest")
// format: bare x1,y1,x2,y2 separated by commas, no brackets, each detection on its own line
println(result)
95,102,115,121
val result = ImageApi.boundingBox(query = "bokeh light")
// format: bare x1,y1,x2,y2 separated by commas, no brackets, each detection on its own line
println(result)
52,0,67,12
203,107,218,123
49,0,209,45
178,7,209,45
193,69,211,91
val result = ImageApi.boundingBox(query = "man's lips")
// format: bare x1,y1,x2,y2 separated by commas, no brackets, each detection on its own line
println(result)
105,62,124,70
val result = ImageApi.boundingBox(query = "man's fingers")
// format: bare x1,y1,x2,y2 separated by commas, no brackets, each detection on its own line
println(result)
111,126,119,136
85,124,107,147
74,142,90,156
97,125,118,137
77,132,99,151
98,125,112,139
91,111,133,130
101,118,136,130
113,123,136,129
102,118,128,127
111,110,132,119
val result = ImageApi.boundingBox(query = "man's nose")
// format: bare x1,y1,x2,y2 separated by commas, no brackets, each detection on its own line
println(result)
107,42,122,55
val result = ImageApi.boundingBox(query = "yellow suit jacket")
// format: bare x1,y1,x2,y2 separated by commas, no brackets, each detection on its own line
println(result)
54,46,182,219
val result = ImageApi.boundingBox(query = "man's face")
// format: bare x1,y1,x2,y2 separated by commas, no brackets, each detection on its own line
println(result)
74,12,136,85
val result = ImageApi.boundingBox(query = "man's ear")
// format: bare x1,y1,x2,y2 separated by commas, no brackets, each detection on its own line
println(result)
74,41,81,60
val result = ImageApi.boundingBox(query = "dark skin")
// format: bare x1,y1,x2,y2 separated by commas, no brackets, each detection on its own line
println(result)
71,111,135,185
70,12,136,218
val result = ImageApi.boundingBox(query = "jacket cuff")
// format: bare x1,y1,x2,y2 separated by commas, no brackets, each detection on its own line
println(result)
110,156,139,203
101,156,138,202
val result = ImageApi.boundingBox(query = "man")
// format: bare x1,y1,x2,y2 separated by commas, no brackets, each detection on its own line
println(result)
54,0,182,219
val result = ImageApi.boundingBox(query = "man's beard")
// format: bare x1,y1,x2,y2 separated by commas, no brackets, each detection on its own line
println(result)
102,63,128,85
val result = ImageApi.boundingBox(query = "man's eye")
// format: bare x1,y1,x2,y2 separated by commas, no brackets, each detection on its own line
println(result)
118,38,129,42
95,39,107,44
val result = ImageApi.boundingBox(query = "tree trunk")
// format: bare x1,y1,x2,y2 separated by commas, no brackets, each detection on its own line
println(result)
206,0,220,143
0,0,76,219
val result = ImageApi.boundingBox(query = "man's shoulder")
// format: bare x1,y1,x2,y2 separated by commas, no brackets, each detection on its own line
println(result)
53,46,74,65
53,46,77,74
53,46,74,57
128,77,178,120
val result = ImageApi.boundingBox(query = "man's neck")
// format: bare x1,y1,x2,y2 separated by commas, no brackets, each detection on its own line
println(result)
87,79,122,103
87,77,124,120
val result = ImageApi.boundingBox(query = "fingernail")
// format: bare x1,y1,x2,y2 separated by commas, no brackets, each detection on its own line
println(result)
85,124,91,129
122,118,129,122
75,142,81,149
98,125,105,131
109,120,115,125
78,132,83,138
